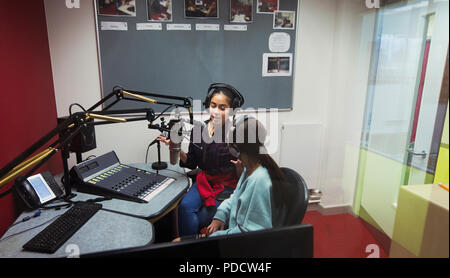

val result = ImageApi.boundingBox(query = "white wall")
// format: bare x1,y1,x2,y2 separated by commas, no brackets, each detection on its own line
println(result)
44,0,164,167
276,0,337,192
43,0,375,209
44,0,102,116
319,0,375,208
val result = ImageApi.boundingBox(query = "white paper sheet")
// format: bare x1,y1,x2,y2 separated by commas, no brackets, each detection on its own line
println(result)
269,32,291,52
167,24,192,31
101,21,128,31
224,25,248,31
136,23,163,31
195,24,220,31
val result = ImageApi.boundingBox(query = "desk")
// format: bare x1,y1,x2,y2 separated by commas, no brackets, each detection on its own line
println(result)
390,183,449,258
0,163,190,257
0,194,154,258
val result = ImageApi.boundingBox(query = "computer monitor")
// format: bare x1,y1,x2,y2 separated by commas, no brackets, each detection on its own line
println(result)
83,224,313,258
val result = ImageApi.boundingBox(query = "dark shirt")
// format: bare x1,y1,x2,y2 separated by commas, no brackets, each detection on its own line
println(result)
180,120,236,176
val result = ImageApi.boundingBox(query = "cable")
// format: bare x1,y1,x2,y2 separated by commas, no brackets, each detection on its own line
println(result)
6,210,42,230
153,104,176,122
40,201,73,211
162,168,186,178
0,213,64,243
38,195,76,211
69,103,87,116
83,155,97,162
145,142,152,164
83,196,112,203
0,196,113,243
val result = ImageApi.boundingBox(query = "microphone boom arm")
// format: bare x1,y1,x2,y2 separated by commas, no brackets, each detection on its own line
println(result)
0,87,194,195
87,87,194,125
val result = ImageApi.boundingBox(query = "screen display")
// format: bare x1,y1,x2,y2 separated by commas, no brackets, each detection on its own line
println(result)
88,161,99,170
28,175,55,203
79,161,99,174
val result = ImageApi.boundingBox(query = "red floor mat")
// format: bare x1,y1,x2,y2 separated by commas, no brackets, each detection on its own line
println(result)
302,211,389,258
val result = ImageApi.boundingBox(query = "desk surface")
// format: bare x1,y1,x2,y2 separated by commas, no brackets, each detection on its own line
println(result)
401,184,449,210
0,163,190,258
392,183,449,258
0,195,154,258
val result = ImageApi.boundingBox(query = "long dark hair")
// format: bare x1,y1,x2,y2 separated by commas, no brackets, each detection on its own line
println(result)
233,118,288,208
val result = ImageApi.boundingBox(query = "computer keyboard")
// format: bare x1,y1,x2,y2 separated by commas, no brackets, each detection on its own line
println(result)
23,202,102,254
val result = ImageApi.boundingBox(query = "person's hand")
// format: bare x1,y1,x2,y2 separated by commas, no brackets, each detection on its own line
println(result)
172,237,181,242
206,219,225,236
158,135,188,164
157,136,173,150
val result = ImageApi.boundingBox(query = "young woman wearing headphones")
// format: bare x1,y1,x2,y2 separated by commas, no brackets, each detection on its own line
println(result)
158,83,244,237
206,116,288,237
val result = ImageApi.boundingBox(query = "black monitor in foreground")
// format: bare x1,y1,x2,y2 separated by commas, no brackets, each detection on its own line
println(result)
83,224,313,258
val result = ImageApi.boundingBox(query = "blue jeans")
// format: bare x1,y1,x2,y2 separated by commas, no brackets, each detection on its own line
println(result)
178,183,222,236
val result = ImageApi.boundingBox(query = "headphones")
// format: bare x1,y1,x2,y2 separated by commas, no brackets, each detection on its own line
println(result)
228,115,249,158
228,115,267,158
204,83,245,110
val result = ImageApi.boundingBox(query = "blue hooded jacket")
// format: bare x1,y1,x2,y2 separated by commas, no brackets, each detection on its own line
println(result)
211,166,273,237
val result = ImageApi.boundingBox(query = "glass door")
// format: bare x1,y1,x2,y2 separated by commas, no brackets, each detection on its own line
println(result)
357,0,449,237
405,12,449,184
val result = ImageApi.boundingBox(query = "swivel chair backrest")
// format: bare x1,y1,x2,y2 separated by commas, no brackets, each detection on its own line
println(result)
272,167,309,228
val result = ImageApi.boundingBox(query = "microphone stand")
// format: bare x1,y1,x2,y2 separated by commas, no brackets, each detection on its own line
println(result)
147,138,168,171
61,144,77,200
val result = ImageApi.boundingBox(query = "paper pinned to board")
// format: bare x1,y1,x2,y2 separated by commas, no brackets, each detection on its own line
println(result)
136,23,163,31
196,24,220,31
167,24,192,31
262,53,293,77
269,32,291,52
224,25,247,31
101,21,128,31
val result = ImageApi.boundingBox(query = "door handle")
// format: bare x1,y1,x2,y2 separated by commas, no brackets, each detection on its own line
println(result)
407,149,427,158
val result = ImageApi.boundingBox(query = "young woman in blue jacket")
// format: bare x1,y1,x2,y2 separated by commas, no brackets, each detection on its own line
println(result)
206,116,288,237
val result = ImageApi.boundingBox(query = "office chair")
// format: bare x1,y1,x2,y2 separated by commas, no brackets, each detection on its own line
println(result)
188,166,309,234
83,223,314,258
272,167,309,228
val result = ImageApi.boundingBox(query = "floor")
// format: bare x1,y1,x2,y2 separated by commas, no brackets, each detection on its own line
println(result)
302,210,389,258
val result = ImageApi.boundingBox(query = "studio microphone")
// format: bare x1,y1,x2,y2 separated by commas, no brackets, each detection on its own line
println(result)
168,118,183,165
179,118,205,151
170,142,181,165
168,118,205,164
